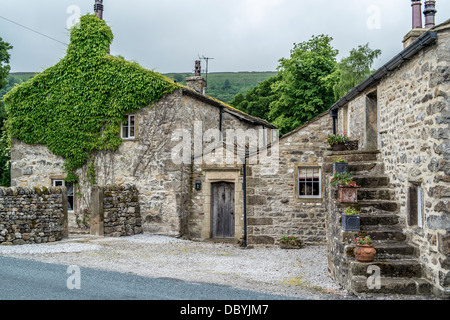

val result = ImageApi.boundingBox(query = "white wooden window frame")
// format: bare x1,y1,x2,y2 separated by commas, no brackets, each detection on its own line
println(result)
121,114,136,140
52,180,75,212
298,167,322,199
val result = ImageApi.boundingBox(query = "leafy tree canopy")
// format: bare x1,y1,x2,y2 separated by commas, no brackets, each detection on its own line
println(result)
4,14,179,182
0,37,13,90
333,43,381,100
230,38,381,136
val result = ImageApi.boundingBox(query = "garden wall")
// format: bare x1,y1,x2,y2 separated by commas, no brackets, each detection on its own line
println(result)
0,186,68,245
91,184,143,237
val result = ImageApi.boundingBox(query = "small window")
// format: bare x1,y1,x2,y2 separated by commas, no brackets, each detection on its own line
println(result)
298,167,322,198
408,183,423,228
52,180,74,211
121,114,135,139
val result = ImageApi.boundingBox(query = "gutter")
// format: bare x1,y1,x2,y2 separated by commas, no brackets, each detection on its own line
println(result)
329,30,438,113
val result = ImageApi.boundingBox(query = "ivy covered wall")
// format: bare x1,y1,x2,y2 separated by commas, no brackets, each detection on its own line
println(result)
4,14,179,182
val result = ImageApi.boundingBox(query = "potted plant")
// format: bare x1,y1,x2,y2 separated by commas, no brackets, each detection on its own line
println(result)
342,206,360,231
353,236,376,262
333,157,349,174
331,172,359,203
327,133,350,151
280,236,303,249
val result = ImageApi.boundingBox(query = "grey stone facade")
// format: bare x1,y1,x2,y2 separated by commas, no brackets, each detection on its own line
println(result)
329,20,450,298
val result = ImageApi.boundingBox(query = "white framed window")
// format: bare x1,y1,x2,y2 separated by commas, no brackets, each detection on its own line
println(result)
52,180,74,211
121,114,135,139
298,167,322,199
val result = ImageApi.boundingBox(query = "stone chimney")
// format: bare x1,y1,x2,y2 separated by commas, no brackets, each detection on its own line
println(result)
403,0,427,48
423,1,437,29
186,61,207,94
94,0,104,20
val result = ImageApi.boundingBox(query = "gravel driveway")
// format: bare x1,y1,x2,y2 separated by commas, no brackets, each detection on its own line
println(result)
0,234,437,300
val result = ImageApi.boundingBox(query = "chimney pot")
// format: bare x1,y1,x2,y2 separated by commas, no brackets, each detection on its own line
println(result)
195,60,202,77
423,0,437,29
94,0,104,20
411,0,423,29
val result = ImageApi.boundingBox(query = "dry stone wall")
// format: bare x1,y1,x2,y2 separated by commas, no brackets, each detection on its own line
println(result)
102,184,142,237
0,186,68,245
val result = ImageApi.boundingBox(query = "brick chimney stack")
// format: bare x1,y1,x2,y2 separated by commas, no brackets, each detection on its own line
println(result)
411,0,423,29
186,61,207,94
94,0,104,20
423,1,437,29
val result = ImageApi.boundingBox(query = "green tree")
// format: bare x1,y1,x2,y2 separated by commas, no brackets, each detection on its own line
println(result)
229,74,281,121
333,43,381,100
269,35,339,135
0,37,13,90
0,38,12,187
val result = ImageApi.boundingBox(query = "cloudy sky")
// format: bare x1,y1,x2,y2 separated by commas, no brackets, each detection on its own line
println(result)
1,0,449,74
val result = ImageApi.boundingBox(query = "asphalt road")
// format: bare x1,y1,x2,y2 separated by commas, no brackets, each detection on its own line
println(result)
0,256,300,301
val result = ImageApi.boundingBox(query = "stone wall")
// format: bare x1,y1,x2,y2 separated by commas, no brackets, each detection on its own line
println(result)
0,186,68,245
377,26,450,296
245,112,333,246
101,184,142,237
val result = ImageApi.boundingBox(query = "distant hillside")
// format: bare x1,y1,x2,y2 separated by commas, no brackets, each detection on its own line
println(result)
164,71,277,103
2,72,277,105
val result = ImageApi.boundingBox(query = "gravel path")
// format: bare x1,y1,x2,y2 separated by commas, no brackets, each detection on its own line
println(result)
0,234,437,300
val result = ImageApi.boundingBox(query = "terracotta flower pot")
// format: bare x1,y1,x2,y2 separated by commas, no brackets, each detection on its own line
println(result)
337,186,359,203
354,244,376,262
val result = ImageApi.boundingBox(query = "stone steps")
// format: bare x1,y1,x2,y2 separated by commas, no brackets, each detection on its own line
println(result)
327,149,434,297
345,241,416,259
350,276,434,296
351,259,423,278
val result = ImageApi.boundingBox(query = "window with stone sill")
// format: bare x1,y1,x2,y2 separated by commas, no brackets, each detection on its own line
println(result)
298,167,322,199
121,114,135,139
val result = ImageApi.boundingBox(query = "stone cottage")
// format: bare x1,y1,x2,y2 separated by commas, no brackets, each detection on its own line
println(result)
6,11,276,244
240,0,449,298
323,2,449,298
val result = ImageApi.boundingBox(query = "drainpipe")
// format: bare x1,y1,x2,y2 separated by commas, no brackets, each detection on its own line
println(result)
219,106,224,133
330,109,338,135
243,156,247,248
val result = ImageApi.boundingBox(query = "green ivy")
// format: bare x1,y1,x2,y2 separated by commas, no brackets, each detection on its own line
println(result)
4,14,179,182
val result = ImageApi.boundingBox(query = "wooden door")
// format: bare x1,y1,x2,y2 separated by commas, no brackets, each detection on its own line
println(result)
211,182,235,238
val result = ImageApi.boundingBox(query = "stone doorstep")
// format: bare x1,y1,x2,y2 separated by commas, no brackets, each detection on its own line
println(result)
350,276,434,296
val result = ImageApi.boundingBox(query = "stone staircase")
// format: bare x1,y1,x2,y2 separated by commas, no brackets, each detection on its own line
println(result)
325,150,434,296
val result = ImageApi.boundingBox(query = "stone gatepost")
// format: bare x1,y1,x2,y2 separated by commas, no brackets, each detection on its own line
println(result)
90,185,104,236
